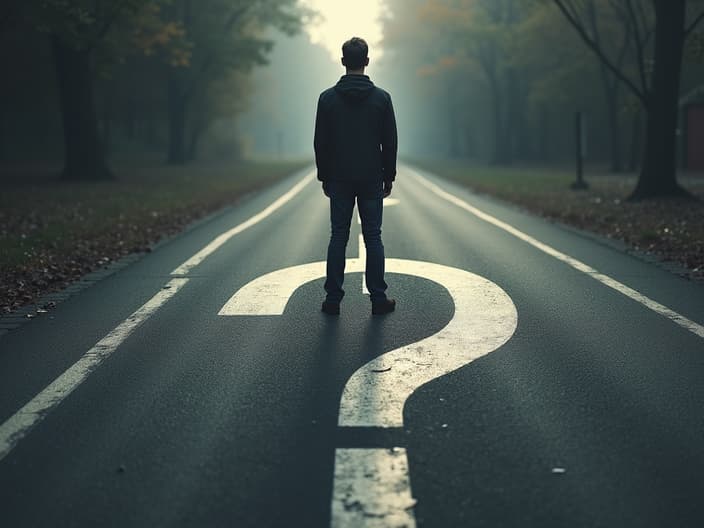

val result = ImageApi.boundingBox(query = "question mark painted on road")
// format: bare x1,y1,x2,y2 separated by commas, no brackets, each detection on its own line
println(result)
219,256,518,527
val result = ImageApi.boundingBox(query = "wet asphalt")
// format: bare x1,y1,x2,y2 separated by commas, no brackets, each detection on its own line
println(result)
1,164,703,527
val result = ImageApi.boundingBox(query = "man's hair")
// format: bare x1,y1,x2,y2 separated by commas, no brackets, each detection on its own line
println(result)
342,37,368,70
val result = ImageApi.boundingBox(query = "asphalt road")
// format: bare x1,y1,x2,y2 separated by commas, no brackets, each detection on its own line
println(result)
1,163,704,528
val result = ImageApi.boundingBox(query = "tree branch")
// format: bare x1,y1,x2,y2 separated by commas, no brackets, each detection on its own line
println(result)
605,2,633,92
560,0,583,24
553,0,648,104
86,0,132,50
624,0,649,94
182,2,257,101
0,5,19,34
685,10,704,38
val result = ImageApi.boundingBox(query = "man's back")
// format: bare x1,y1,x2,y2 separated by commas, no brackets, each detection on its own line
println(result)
317,36,397,317
314,74,397,184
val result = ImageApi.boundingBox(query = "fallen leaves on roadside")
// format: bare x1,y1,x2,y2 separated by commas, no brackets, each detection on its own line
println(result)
474,177,704,282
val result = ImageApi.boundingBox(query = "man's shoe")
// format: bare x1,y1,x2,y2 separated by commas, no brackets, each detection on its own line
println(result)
372,298,396,315
321,301,340,315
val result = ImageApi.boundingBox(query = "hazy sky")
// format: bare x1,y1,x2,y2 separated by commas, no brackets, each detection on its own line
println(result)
299,0,386,62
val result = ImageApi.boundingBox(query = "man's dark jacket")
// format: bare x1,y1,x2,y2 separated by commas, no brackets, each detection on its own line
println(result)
314,74,398,183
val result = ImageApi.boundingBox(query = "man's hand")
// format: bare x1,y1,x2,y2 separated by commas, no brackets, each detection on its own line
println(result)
383,180,393,198
322,181,330,197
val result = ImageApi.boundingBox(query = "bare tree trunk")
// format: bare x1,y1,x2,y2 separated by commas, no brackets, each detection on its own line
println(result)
604,84,623,172
52,36,112,180
538,104,549,162
631,0,688,199
102,91,112,159
629,110,643,172
447,83,461,158
506,69,528,161
167,74,189,164
488,73,511,165
187,121,207,161
0,110,5,161
125,95,136,140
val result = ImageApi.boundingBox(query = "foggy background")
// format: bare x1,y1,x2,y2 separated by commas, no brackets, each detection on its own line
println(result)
1,1,703,172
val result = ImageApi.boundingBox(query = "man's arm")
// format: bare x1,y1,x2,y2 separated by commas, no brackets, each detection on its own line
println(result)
314,94,331,183
381,94,398,182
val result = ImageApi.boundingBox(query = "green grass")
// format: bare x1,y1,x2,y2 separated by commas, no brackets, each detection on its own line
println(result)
415,160,575,195
410,158,704,281
0,160,309,270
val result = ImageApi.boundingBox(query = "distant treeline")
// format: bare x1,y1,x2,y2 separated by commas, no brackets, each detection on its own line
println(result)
0,0,306,180
380,0,704,198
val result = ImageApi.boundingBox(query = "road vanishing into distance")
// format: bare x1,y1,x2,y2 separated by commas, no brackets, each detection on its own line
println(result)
1,164,704,528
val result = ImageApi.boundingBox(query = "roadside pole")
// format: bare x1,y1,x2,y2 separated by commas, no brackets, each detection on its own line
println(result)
571,111,589,190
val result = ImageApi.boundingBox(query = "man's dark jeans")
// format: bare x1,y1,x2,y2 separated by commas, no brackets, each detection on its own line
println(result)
325,180,388,304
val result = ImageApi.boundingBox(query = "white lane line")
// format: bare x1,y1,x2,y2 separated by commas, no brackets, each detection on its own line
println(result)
171,171,315,275
359,234,369,295
332,448,416,527
0,278,189,462
408,168,704,339
0,171,313,461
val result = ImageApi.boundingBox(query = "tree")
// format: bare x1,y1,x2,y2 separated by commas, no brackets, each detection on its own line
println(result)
513,4,602,163
156,0,304,164
553,0,704,199
418,0,533,164
24,0,147,180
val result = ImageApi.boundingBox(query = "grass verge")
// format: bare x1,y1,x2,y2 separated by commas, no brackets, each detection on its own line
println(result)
411,159,704,281
0,160,309,314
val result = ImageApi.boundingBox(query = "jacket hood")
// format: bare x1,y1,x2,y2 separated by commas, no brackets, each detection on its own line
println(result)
334,74,375,102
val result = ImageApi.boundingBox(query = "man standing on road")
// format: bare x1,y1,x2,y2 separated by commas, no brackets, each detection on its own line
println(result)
314,37,398,316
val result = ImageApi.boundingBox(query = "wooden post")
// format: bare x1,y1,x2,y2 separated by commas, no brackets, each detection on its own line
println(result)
571,111,589,190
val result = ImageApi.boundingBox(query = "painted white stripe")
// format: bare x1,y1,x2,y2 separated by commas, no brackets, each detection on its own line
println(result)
171,171,315,275
0,170,311,461
220,259,517,526
359,234,369,295
339,260,517,427
218,260,336,316
0,278,189,462
408,168,704,339
219,258,518,427
332,447,416,527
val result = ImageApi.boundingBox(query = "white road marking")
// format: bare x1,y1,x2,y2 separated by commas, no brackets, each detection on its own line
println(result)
219,256,368,316
359,234,369,295
334,261,516,527
219,260,337,316
409,168,704,339
357,197,398,289
339,260,517,427
332,448,416,528
171,171,315,275
219,258,518,527
0,278,189,462
359,198,399,224
0,170,313,461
